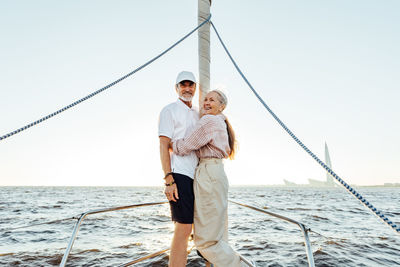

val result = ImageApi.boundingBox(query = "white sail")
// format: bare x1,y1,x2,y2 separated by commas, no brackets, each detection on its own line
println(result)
325,142,335,186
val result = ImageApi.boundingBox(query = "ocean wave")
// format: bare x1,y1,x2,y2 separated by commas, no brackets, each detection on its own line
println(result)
311,215,329,221
118,242,143,249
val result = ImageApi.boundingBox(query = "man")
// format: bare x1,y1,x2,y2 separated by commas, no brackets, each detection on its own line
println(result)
158,71,199,267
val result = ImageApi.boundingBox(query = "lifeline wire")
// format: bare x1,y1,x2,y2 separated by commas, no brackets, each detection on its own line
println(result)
1,216,78,232
0,15,211,142
210,21,400,235
309,229,335,241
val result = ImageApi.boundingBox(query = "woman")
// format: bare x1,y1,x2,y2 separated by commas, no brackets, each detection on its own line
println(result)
171,90,242,267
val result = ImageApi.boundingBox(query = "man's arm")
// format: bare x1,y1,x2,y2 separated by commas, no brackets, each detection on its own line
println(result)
159,136,178,202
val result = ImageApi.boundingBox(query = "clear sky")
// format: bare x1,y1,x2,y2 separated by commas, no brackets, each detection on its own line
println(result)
0,0,399,186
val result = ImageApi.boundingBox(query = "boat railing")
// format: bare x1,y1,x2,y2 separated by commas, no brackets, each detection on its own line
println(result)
59,202,168,266
60,201,315,267
229,200,315,267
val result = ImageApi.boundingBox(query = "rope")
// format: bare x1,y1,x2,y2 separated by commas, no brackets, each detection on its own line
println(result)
210,21,400,235
1,216,78,232
0,15,212,142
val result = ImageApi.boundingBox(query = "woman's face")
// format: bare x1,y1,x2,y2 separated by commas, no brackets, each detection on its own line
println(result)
203,91,225,115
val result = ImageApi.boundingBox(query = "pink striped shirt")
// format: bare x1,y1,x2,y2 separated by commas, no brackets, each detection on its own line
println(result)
173,114,230,159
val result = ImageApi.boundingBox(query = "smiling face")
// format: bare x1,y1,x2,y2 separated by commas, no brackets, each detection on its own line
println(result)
176,80,196,102
203,91,226,115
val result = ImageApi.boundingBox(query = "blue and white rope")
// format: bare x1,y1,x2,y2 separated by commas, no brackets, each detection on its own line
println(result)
0,15,211,142
210,21,400,234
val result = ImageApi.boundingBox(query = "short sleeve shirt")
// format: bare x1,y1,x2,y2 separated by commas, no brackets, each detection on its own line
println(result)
158,99,199,179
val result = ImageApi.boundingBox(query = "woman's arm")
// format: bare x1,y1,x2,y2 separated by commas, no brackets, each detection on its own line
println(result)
172,115,215,156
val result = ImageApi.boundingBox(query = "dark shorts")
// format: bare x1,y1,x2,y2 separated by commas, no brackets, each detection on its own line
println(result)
169,173,194,224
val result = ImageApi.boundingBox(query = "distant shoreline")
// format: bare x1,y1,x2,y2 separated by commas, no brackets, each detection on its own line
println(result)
0,184,399,188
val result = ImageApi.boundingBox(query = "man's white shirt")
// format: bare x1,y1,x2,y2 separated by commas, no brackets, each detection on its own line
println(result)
158,99,199,179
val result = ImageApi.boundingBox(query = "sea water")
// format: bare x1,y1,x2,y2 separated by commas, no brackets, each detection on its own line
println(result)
0,186,399,266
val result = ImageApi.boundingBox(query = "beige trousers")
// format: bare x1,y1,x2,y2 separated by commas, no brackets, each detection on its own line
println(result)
193,158,242,267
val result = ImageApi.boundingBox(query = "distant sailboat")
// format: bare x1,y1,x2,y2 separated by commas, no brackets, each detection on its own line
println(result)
308,142,335,187
284,142,336,187
324,142,335,186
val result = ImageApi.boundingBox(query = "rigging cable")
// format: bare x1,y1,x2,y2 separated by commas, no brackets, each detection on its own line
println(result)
0,15,211,142
210,21,400,235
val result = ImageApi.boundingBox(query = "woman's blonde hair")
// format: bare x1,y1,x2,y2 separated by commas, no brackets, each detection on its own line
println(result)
210,90,236,160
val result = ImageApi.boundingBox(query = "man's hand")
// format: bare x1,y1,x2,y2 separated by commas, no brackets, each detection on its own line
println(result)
164,183,179,202
160,136,179,202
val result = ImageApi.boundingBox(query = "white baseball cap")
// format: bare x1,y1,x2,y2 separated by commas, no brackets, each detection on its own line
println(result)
176,71,196,84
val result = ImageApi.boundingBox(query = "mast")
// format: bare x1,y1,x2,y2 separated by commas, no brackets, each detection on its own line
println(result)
198,0,211,111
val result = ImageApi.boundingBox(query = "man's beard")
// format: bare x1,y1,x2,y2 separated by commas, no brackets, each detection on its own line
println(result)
179,95,193,102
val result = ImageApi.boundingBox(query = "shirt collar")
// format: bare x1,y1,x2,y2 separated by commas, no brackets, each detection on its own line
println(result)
176,99,195,111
